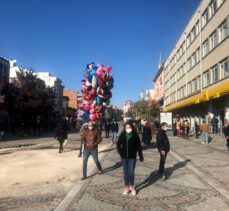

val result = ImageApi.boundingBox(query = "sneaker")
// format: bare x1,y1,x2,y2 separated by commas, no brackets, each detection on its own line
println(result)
123,186,129,195
81,176,87,180
129,186,136,196
201,142,205,144
160,174,166,181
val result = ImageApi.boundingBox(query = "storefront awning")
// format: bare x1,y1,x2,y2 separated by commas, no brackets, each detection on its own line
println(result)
163,79,229,112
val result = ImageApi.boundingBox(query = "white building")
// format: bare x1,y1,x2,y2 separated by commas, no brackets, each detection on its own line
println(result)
9,60,64,115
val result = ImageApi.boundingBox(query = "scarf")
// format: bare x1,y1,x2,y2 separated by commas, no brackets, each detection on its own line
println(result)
125,132,132,141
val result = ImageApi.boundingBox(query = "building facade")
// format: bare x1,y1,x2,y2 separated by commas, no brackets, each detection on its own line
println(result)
0,57,10,129
153,63,165,107
0,57,10,89
36,72,64,118
163,0,229,132
63,88,77,109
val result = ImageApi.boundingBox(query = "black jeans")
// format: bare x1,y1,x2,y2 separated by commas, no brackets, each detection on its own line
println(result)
59,141,63,152
105,131,109,138
159,151,167,175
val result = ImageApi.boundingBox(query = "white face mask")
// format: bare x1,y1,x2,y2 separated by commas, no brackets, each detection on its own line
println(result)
88,126,93,130
126,128,132,133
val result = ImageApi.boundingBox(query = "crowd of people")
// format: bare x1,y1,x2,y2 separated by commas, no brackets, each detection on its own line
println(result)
54,116,229,196
75,119,170,196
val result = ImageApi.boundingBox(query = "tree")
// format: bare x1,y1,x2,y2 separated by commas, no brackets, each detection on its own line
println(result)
131,100,160,121
2,68,56,134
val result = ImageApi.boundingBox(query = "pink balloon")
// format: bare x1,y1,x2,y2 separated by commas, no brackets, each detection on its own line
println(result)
106,66,112,72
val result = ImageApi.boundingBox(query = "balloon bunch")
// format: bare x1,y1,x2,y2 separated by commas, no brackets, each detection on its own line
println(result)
77,62,114,122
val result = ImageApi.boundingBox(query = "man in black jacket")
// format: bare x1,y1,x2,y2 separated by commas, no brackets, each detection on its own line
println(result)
223,122,229,151
156,122,170,180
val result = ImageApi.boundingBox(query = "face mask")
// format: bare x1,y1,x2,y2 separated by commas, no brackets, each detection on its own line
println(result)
163,127,168,131
126,128,132,133
88,126,93,130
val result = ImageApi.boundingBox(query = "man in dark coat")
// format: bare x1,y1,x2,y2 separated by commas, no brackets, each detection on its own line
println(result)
55,121,68,153
110,120,119,143
223,122,229,151
104,122,110,138
211,115,219,134
142,122,152,145
195,121,200,138
156,122,170,180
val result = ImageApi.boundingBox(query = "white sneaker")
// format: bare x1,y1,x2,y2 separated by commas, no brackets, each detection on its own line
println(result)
129,186,136,196
123,186,129,195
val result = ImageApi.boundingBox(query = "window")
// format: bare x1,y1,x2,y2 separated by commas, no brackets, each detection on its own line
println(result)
220,59,229,78
202,9,208,28
209,0,217,19
202,39,209,57
191,27,195,42
192,79,197,93
196,48,200,62
186,35,191,48
197,76,201,91
188,82,192,95
195,21,200,36
203,70,211,87
187,58,191,70
191,53,196,67
210,31,217,50
219,20,228,43
212,65,218,82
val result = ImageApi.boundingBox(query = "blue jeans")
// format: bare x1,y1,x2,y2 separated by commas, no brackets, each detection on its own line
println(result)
122,158,136,186
83,148,102,177
112,132,117,142
201,132,209,143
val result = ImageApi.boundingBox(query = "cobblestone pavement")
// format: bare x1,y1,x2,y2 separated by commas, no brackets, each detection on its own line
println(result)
1,134,228,210
66,135,229,211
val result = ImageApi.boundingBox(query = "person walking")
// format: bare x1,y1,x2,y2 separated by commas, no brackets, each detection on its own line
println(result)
195,121,200,138
55,121,68,153
117,122,144,196
211,115,219,134
223,122,229,151
80,120,103,180
183,120,189,139
176,119,181,137
156,122,170,181
78,121,87,157
104,121,110,138
110,120,119,143
200,120,209,144
142,122,152,145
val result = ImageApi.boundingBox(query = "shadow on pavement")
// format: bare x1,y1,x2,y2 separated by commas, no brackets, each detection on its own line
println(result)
99,147,116,154
166,159,191,178
136,159,191,193
102,162,122,174
142,143,157,150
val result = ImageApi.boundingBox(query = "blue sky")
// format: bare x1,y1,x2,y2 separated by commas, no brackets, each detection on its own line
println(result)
0,0,200,107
